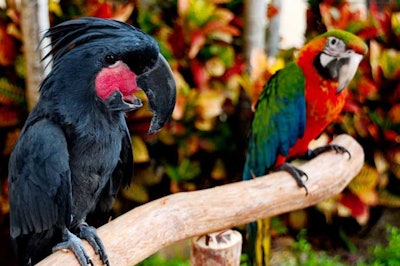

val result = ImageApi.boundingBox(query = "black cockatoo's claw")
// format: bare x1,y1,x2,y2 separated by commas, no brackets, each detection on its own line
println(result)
52,229,94,266
307,144,351,160
78,223,110,266
277,163,309,195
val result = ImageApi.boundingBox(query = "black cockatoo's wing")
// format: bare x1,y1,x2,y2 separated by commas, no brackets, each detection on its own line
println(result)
113,120,133,193
9,119,72,242
243,62,306,180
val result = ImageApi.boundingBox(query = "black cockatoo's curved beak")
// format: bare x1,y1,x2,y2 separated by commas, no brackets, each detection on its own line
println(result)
137,54,176,134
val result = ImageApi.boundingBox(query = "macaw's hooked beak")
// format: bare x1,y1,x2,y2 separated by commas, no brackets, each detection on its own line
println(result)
137,54,176,134
320,50,364,94
336,52,364,93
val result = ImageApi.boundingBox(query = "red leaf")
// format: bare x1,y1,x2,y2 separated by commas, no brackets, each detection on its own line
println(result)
343,100,361,114
189,30,206,58
339,192,369,224
369,1,392,41
191,59,209,91
93,3,113,18
0,24,17,66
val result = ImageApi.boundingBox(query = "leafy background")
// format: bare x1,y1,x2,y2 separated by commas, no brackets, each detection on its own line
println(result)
0,0,399,265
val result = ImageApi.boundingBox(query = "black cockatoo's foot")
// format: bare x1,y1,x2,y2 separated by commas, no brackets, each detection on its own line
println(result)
307,144,351,160
277,163,309,195
52,228,94,266
78,222,110,266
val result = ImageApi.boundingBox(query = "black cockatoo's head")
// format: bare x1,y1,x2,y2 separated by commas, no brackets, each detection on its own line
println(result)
42,17,176,134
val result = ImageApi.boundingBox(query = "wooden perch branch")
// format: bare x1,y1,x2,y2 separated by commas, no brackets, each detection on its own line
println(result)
37,134,364,266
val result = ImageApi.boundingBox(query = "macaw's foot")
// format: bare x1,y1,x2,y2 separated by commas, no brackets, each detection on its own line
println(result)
78,222,110,266
307,144,351,160
52,228,93,266
277,163,309,195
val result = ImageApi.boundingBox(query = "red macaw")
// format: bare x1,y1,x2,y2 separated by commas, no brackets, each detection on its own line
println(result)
243,30,368,265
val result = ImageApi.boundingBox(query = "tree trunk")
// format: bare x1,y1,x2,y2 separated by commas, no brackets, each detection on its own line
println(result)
266,0,281,58
20,0,51,111
243,0,267,71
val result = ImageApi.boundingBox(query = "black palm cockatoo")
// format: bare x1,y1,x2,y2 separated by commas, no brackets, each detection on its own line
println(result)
8,17,176,266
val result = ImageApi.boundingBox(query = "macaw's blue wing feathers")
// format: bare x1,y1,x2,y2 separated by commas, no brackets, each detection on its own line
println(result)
243,62,306,180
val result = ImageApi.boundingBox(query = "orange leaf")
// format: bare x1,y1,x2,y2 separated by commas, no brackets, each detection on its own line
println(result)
389,104,400,123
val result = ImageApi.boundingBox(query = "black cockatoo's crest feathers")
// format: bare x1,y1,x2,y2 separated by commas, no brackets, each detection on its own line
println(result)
42,17,147,63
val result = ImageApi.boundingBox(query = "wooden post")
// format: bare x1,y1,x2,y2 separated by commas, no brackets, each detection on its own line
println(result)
191,230,242,266
37,134,364,266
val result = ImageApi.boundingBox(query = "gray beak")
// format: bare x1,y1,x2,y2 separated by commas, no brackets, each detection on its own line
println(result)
137,54,176,134
336,51,363,93
320,51,363,93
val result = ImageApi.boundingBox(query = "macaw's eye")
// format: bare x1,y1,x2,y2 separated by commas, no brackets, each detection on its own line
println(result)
104,54,118,65
324,37,346,56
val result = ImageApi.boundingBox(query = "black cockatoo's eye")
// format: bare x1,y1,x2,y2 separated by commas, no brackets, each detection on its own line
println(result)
104,54,118,65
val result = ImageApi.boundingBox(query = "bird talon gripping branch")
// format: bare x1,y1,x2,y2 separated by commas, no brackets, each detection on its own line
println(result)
8,18,176,265
308,144,351,160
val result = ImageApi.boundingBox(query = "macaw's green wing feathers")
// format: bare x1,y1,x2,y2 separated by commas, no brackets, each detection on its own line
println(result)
243,62,306,180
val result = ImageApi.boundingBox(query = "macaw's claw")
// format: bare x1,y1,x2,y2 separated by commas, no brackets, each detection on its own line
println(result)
52,229,94,266
277,163,309,195
307,144,351,160
78,223,110,266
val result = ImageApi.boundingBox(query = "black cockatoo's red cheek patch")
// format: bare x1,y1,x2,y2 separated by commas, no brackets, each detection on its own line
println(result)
95,60,139,102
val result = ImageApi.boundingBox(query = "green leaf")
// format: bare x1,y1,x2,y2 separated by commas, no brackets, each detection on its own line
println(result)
165,158,200,182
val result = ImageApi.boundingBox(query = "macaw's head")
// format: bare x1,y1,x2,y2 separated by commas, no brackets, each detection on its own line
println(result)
42,17,176,134
297,30,368,93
